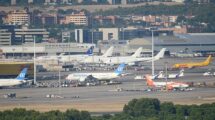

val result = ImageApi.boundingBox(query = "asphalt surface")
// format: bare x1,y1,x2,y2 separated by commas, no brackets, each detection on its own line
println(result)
0,57,215,112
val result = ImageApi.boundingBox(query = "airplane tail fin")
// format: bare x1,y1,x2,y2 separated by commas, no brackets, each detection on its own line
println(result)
86,46,94,55
131,47,143,58
16,68,28,80
153,48,166,61
204,55,212,65
102,46,114,57
145,74,155,86
114,63,125,76
157,71,164,78
178,69,184,77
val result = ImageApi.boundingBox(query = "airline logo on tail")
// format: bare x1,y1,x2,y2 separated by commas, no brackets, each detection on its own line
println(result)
16,68,28,80
114,63,126,76
86,46,94,56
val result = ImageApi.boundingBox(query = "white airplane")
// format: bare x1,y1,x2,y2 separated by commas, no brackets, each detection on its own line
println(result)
66,63,125,82
153,69,184,79
36,46,94,62
103,48,166,65
81,46,114,63
85,47,143,64
0,68,28,87
203,71,215,76
145,74,189,90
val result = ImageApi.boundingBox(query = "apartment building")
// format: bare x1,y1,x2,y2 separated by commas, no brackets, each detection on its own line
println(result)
6,10,30,25
63,12,88,26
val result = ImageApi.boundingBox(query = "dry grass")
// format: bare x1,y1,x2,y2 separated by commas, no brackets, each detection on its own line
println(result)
0,102,124,112
1,98,215,112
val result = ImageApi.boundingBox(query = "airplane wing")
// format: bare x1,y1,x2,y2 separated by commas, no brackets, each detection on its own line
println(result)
79,75,98,82
79,77,87,82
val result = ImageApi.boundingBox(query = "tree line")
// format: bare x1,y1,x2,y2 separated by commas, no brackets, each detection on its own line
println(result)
1,98,215,120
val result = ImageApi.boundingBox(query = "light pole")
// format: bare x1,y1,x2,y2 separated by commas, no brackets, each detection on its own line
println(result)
58,68,61,95
151,30,154,76
92,29,94,44
165,62,168,90
122,27,124,41
33,36,36,85
12,48,15,60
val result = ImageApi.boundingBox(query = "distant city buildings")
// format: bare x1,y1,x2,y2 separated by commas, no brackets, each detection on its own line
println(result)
93,15,118,26
10,0,186,5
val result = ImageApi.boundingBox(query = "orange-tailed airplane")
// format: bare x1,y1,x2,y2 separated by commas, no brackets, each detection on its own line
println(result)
172,55,212,69
144,74,189,90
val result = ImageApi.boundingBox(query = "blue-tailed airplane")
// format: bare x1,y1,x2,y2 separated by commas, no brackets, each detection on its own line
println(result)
36,46,95,62
66,63,126,82
0,68,28,87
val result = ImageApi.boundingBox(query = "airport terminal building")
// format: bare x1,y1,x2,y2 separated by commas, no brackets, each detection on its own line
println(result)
1,34,215,58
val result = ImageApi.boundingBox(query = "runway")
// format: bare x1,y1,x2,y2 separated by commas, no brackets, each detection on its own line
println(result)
0,57,215,112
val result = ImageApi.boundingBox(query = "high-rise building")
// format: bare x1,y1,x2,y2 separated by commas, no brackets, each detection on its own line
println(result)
75,29,90,43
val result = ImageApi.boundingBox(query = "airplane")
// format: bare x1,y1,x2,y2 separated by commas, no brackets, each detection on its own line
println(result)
153,69,184,79
59,46,94,62
144,74,189,90
66,63,125,82
0,68,28,87
36,46,94,62
103,48,166,65
172,55,212,69
83,47,142,64
203,71,215,76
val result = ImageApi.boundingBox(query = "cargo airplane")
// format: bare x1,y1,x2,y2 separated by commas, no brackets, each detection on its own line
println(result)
0,68,28,87
66,63,125,82
145,74,189,90
172,55,212,69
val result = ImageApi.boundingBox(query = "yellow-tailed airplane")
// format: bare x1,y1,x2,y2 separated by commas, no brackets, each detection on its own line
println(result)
172,55,212,69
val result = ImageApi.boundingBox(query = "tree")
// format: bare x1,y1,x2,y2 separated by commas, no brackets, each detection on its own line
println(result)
123,98,160,117
0,0,10,6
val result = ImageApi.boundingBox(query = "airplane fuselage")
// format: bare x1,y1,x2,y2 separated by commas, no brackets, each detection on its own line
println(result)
0,79,23,87
173,55,212,69
66,72,119,81
60,55,89,62
153,81,189,88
